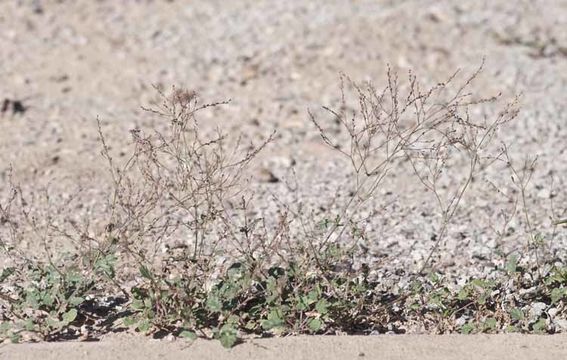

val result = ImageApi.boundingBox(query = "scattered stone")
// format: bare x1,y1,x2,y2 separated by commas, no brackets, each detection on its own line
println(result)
1,98,27,115
554,319,567,331
529,302,547,320
256,168,280,183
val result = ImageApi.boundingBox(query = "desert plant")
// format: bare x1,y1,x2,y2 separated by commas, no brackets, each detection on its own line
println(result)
308,62,519,273
0,168,121,342
0,253,117,342
98,87,274,271
2,67,563,348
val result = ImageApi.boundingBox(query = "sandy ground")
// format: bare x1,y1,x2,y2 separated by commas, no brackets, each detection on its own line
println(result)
1,0,567,357
3,334,567,360
2,0,566,272
1,0,566,276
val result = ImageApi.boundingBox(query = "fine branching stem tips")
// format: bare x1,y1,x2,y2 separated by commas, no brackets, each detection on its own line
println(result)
98,87,275,268
310,63,520,273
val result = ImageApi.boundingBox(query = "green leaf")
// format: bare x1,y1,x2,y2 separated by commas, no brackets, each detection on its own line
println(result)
95,254,117,278
65,272,83,284
218,324,238,348
24,319,35,331
123,316,137,327
136,319,151,333
478,292,488,305
25,291,40,309
315,299,329,315
410,280,423,293
226,315,240,326
62,309,78,324
42,293,55,307
261,309,284,330
0,322,11,333
483,318,497,332
131,299,146,310
261,319,280,331
0,267,15,282
226,263,244,280
307,318,322,332
460,323,475,334
457,288,470,301
244,321,257,330
551,288,565,304
47,317,63,329
296,296,309,311
144,298,153,309
506,325,519,333
206,295,222,312
307,288,320,303
509,308,524,321
179,330,197,341
471,279,493,289
505,255,518,273
139,265,153,280
428,273,440,284
532,318,547,333
69,296,85,306
10,333,21,344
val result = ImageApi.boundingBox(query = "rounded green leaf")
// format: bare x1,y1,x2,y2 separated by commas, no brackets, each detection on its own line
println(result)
62,309,78,324
551,288,565,304
315,299,329,315
460,323,475,334
69,296,85,306
307,318,322,332
123,316,137,327
509,308,524,321
179,330,197,341
139,265,153,280
136,319,152,333
219,325,238,348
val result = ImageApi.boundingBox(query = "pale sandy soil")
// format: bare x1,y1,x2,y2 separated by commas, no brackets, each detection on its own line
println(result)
0,0,567,275
1,0,567,357
1,0,565,274
2,334,567,360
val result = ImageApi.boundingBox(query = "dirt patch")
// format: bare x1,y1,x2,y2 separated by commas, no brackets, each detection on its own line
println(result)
3,334,567,360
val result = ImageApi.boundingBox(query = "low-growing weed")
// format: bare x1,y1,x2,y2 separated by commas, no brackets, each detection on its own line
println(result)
0,66,564,347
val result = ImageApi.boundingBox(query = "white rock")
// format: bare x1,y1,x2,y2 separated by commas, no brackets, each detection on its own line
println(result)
554,319,567,331
529,302,547,319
